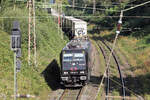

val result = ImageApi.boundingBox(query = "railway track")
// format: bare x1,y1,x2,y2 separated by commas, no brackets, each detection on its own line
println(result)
59,87,84,100
96,39,126,99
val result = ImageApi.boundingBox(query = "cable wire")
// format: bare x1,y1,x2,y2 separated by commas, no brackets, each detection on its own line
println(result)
0,15,150,19
123,0,150,12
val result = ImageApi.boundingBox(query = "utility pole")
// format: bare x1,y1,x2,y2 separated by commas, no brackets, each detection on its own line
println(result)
13,0,16,10
28,0,31,65
93,0,96,14
61,0,63,39
58,2,60,37
33,0,36,67
28,0,36,66
82,4,87,14
44,0,46,10
72,0,75,9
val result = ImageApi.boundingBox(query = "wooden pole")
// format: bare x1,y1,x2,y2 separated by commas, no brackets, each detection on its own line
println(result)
61,0,63,39
93,0,96,14
44,0,46,10
58,3,60,36
33,0,36,67
28,0,31,65
13,0,16,10
72,0,75,9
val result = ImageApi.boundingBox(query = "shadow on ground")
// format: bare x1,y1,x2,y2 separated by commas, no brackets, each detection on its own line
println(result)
90,75,102,85
41,60,150,98
108,74,150,97
41,59,61,91
91,35,116,43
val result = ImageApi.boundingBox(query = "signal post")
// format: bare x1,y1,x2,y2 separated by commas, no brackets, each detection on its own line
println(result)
11,21,21,100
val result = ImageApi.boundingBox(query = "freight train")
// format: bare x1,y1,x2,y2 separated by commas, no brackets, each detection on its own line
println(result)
50,8,92,87
60,37,93,87
51,8,87,39
62,16,87,39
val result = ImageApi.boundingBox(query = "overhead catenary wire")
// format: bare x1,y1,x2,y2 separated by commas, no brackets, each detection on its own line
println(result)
50,4,121,12
36,1,150,12
122,0,150,12
38,2,147,7
35,3,121,12
72,1,149,7
0,15,150,19
1,2,150,19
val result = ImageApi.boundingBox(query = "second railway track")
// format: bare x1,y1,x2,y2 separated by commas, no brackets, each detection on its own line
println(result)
96,39,126,99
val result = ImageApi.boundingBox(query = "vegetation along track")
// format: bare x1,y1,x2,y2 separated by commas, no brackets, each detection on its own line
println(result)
96,39,126,99
59,87,84,100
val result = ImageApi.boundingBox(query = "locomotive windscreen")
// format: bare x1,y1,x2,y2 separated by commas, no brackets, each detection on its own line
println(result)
74,53,85,61
62,51,86,70
63,53,84,62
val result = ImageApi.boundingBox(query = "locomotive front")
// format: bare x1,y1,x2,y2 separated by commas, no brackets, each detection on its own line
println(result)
60,49,88,87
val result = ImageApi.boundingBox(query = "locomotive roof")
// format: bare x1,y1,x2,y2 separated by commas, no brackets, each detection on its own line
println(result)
65,16,87,24
72,20,87,24
64,16,74,19
63,37,90,50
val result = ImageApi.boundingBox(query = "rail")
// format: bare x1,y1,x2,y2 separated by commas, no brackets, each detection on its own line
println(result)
95,39,126,100
101,40,126,99
59,87,84,100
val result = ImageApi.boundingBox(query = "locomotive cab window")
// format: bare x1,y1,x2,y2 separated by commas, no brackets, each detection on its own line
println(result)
74,53,85,61
63,54,73,62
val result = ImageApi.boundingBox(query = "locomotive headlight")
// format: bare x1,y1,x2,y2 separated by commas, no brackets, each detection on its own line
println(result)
61,77,68,81
64,72,68,75
80,71,85,74
80,76,86,80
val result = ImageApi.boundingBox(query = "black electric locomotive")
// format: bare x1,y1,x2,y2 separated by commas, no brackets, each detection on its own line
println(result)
60,37,92,87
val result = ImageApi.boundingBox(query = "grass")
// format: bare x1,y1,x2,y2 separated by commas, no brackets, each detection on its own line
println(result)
118,36,150,75
87,21,150,98
96,29,150,99
0,6,68,100
90,37,105,74
89,34,108,100
90,39,105,100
